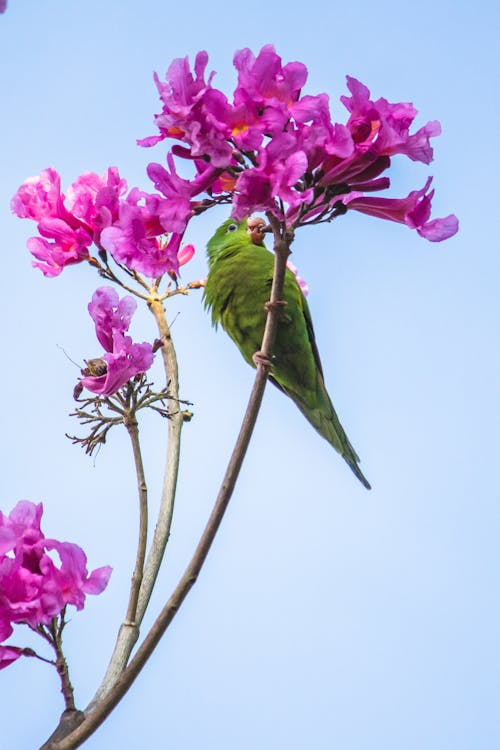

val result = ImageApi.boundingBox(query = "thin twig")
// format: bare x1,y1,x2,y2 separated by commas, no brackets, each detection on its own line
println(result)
49,613,77,713
123,416,149,624
87,414,149,699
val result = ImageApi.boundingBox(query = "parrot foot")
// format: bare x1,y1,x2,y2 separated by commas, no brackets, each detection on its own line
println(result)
252,350,273,369
264,299,287,312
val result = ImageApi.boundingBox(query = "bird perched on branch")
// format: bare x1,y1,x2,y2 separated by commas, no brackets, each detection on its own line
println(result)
204,217,370,489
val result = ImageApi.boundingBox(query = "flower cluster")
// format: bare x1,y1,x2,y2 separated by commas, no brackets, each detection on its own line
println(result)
11,168,195,278
79,287,154,397
12,45,457,283
140,45,457,240
0,501,111,669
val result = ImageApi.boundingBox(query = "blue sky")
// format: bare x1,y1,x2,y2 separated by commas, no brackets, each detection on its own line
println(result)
1,1,499,748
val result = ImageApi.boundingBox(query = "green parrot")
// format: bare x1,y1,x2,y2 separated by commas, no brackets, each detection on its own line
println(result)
204,216,371,490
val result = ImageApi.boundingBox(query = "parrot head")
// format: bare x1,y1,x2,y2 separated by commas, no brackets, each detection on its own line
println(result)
207,216,267,264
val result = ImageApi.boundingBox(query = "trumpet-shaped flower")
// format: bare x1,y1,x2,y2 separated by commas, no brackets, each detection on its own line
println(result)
80,287,154,396
343,177,459,241
12,167,128,276
0,501,111,669
141,46,457,239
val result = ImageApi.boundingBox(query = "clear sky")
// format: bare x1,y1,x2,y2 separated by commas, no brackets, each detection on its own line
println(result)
1,1,499,748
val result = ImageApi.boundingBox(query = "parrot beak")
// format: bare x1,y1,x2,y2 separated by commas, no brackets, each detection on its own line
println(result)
247,217,266,245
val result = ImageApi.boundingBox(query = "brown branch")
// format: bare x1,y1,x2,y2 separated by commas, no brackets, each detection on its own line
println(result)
41,220,292,750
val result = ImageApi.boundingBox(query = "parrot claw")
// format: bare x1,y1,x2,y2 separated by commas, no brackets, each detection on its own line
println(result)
264,299,287,312
252,350,273,369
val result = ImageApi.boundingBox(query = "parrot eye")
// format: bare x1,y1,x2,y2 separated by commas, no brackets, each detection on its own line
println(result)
227,223,238,233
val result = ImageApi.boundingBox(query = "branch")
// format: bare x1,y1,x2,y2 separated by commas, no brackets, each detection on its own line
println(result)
86,296,183,709
135,295,184,621
88,414,149,699
42,220,292,750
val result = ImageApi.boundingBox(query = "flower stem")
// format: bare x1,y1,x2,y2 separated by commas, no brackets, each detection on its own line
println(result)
50,615,77,713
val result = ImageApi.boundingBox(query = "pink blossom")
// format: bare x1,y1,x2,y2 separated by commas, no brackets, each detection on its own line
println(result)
146,154,195,234
27,221,92,277
39,541,112,616
233,133,312,220
0,501,44,562
12,167,127,276
80,287,154,396
0,647,23,670
139,52,233,167
100,171,200,279
100,197,182,278
341,76,440,164
177,243,195,267
10,168,62,221
287,260,309,296
0,501,112,668
65,167,127,233
343,177,459,241
233,45,307,136
87,286,137,351
81,332,154,396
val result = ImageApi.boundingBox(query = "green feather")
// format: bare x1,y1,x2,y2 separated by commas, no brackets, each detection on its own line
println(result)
204,217,371,490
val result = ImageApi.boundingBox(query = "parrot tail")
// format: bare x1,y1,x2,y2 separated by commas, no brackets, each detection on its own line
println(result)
287,378,372,490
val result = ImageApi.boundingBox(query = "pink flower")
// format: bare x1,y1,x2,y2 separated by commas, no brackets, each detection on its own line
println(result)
233,133,312,220
139,51,233,167
287,260,309,296
27,221,92,277
233,45,307,136
12,167,127,276
81,333,154,396
39,541,112,616
65,167,127,234
177,243,195,267
341,76,440,164
10,168,62,221
87,286,137,351
0,501,112,669
100,196,182,278
146,154,196,234
80,287,154,396
0,647,23,670
343,177,459,241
